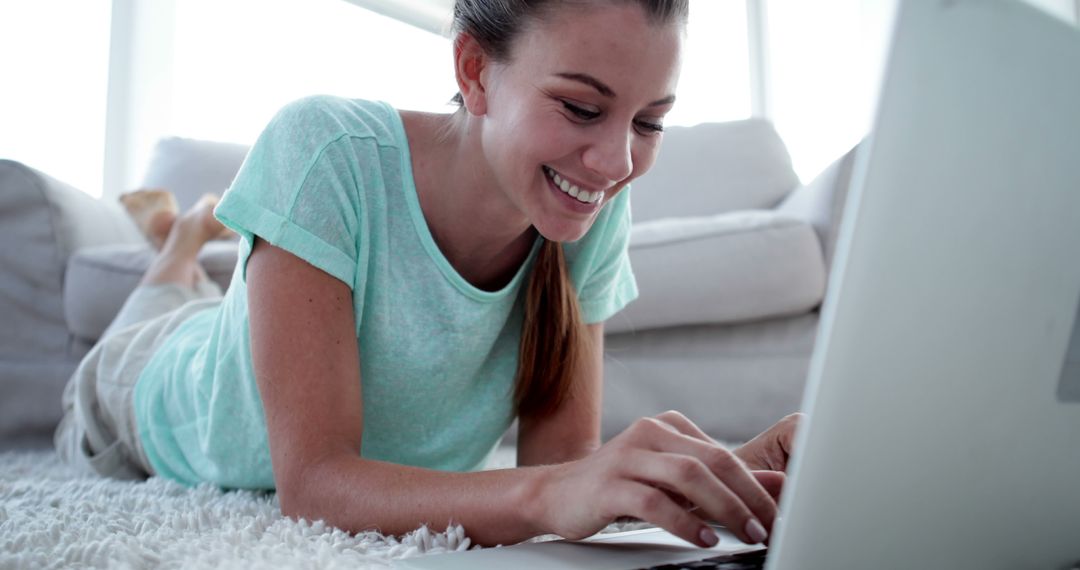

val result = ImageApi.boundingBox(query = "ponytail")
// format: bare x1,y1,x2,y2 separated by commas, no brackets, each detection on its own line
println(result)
514,239,589,418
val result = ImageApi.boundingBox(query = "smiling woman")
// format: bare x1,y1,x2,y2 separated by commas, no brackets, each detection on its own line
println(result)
54,0,802,553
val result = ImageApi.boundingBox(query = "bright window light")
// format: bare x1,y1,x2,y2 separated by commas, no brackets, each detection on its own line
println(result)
169,0,457,146
0,1,111,196
667,1,753,127
168,0,750,144
767,0,874,183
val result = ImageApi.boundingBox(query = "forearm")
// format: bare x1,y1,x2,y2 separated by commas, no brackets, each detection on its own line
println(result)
517,438,599,467
283,453,554,546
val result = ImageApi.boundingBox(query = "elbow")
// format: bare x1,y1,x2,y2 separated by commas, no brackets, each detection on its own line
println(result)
276,483,309,522
276,470,319,523
274,453,348,524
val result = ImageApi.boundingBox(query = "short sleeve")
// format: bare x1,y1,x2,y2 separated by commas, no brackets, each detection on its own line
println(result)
214,96,363,288
566,189,639,324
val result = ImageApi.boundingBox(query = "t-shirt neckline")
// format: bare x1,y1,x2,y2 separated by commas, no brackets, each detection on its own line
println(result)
384,102,542,303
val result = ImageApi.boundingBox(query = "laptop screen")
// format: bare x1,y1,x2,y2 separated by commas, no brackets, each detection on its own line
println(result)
1059,293,1080,402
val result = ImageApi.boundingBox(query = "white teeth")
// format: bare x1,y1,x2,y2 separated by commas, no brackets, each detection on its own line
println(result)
545,166,603,204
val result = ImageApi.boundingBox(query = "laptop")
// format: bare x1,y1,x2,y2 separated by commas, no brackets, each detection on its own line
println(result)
396,0,1080,568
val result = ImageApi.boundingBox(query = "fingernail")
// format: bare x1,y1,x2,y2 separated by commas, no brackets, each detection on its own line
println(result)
699,527,719,547
745,518,768,544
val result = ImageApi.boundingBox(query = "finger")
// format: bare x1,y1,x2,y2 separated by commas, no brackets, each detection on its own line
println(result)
762,413,804,471
653,410,717,445
752,470,785,502
610,480,717,548
619,449,771,545
638,427,779,535
776,413,804,462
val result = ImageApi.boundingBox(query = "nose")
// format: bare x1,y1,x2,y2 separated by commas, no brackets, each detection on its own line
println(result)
582,124,633,184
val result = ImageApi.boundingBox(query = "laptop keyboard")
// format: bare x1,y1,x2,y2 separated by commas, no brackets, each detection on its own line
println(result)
636,547,767,570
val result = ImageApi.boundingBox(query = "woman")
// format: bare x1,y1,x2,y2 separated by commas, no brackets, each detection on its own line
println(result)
57,0,802,549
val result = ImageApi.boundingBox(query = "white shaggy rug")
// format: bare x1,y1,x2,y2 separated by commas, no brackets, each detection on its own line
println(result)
0,447,645,569
0,450,478,569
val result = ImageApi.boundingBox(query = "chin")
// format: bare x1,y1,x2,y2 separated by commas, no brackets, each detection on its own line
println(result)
533,220,593,244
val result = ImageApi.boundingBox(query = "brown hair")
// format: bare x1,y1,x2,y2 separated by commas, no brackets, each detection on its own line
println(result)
452,0,688,417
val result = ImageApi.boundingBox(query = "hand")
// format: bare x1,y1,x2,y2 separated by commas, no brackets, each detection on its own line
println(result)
733,413,804,472
531,411,778,548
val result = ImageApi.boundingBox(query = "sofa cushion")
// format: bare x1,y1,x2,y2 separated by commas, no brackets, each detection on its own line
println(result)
629,120,801,224
603,313,819,442
64,241,239,342
139,137,250,211
606,210,827,334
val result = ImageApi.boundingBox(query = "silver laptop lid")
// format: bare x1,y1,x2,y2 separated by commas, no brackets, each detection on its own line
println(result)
769,1,1080,569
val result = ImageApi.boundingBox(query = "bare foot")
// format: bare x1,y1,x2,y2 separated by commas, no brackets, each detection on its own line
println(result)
119,188,179,250
161,194,228,257
146,211,177,249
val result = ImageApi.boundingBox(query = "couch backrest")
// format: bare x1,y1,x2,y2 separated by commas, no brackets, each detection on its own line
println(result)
629,119,800,224
139,137,251,211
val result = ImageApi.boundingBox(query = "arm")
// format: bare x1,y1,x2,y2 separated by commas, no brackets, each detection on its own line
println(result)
516,323,605,466
247,237,545,545
248,238,777,547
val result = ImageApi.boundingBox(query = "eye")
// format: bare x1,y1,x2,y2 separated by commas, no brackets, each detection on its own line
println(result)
562,100,601,121
635,120,665,135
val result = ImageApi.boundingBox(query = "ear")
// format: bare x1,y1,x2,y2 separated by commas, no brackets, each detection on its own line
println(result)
454,33,489,116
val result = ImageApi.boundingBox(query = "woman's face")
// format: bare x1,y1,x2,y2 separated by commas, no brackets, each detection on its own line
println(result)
477,2,684,242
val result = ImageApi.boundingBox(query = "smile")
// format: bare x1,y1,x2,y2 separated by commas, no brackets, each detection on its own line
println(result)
543,166,604,205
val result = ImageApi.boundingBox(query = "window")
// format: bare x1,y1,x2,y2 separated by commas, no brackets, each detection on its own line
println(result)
169,0,456,146
766,0,881,182
669,1,753,127
167,0,751,141
0,1,112,195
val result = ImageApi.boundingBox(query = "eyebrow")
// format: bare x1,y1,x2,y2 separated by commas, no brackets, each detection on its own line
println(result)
555,72,676,107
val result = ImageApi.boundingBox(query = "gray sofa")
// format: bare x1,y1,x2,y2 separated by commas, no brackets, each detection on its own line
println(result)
0,120,856,449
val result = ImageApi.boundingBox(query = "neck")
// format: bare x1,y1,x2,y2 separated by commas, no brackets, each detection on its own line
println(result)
402,109,537,291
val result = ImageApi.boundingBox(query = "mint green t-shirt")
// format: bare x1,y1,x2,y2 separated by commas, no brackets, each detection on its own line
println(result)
134,96,638,489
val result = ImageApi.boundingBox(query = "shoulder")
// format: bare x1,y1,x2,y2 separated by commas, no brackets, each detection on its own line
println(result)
266,95,404,148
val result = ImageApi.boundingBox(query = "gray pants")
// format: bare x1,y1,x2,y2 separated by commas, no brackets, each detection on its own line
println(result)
54,279,222,480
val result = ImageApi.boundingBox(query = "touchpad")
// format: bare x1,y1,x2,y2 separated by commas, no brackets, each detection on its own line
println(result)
1058,293,1080,403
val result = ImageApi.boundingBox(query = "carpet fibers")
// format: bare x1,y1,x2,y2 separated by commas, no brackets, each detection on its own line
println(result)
0,449,507,569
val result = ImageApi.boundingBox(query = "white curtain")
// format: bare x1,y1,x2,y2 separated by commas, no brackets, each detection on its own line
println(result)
339,0,455,36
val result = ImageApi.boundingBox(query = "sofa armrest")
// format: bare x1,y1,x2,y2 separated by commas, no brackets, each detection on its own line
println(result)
0,160,145,362
0,160,147,448
776,143,861,266
606,211,826,335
